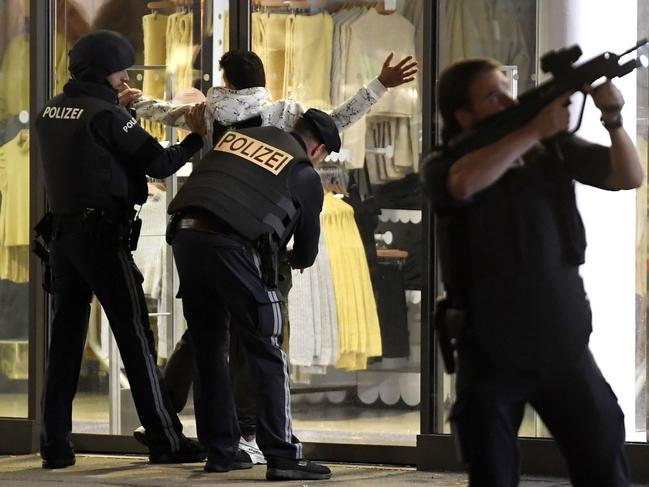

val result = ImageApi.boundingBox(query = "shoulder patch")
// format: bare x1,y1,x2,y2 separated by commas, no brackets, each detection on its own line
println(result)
122,117,139,133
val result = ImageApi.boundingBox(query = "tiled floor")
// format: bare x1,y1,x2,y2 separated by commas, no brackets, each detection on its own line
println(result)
0,454,590,486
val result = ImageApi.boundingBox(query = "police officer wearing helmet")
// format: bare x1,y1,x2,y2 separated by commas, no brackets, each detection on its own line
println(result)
167,109,338,480
35,30,207,469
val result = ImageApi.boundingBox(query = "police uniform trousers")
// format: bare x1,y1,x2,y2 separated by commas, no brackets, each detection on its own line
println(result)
452,343,629,487
163,259,293,436
172,228,302,465
41,216,185,457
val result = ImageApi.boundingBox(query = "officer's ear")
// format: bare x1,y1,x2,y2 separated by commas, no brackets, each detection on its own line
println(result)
307,142,327,166
313,143,328,163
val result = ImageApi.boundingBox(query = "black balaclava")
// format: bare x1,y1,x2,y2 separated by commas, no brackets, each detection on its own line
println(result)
69,30,135,86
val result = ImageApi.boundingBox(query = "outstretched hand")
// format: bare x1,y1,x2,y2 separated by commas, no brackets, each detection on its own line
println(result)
377,53,418,88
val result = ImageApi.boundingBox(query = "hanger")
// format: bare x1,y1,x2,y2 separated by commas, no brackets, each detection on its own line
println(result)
252,0,325,10
366,144,394,158
374,2,395,15
253,0,286,6
147,0,191,12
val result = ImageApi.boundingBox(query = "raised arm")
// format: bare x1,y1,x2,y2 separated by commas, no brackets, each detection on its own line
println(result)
119,83,195,130
447,93,572,200
329,53,418,131
589,81,644,189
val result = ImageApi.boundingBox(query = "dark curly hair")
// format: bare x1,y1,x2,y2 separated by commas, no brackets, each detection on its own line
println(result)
219,50,266,90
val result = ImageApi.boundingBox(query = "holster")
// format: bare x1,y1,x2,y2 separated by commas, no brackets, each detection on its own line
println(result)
166,213,181,245
256,233,279,290
127,216,142,251
434,297,466,374
32,212,53,293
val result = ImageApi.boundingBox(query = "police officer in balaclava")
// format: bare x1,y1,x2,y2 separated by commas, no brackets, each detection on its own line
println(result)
35,30,207,469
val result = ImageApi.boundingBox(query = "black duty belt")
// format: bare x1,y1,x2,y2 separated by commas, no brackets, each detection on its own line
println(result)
174,215,250,247
176,216,220,234
51,208,130,238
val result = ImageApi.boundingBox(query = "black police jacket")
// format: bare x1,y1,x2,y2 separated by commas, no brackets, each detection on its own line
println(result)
169,126,310,246
36,80,202,215
423,137,612,369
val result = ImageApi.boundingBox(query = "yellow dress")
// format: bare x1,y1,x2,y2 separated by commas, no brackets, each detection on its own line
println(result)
0,133,29,283
141,13,170,141
166,12,194,92
0,35,28,118
285,12,333,110
252,12,289,101
321,193,381,370
142,13,169,100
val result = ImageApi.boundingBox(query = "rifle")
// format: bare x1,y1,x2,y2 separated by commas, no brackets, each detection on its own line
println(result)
445,39,649,159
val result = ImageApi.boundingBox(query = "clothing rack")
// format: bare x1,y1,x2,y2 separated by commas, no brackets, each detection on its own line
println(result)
252,0,326,9
366,144,394,157
252,1,393,14
329,1,394,14
147,0,192,12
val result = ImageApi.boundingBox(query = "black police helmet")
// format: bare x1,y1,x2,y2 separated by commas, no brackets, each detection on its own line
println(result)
69,30,135,82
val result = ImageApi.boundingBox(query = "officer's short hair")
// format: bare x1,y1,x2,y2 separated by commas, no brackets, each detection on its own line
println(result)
219,50,266,90
438,58,501,144
293,116,322,149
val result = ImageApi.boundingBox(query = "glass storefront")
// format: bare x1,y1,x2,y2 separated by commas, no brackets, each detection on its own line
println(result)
250,0,424,446
49,0,423,447
0,0,30,420
3,0,649,479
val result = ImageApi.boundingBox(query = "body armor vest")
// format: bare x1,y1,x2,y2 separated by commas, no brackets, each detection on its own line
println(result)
168,126,307,243
36,93,141,214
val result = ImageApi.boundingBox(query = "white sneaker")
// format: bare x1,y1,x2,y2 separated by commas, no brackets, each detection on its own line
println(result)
239,437,267,464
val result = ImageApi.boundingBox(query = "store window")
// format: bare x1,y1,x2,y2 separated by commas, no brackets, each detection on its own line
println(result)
52,0,422,447
434,0,541,436
251,0,424,446
434,0,649,444
0,0,30,419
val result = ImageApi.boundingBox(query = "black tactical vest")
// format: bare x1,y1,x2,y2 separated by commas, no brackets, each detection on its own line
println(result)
36,92,142,214
168,126,306,243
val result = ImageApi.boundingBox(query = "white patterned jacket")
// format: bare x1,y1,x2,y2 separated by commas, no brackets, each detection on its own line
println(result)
132,78,387,137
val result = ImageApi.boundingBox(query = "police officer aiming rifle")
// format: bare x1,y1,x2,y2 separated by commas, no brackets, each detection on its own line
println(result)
422,49,643,485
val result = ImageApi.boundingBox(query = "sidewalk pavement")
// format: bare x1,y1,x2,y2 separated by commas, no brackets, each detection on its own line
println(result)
0,453,588,486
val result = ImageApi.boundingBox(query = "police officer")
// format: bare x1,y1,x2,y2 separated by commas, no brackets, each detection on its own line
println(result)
423,59,642,486
35,30,207,469
129,49,417,464
166,109,338,480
